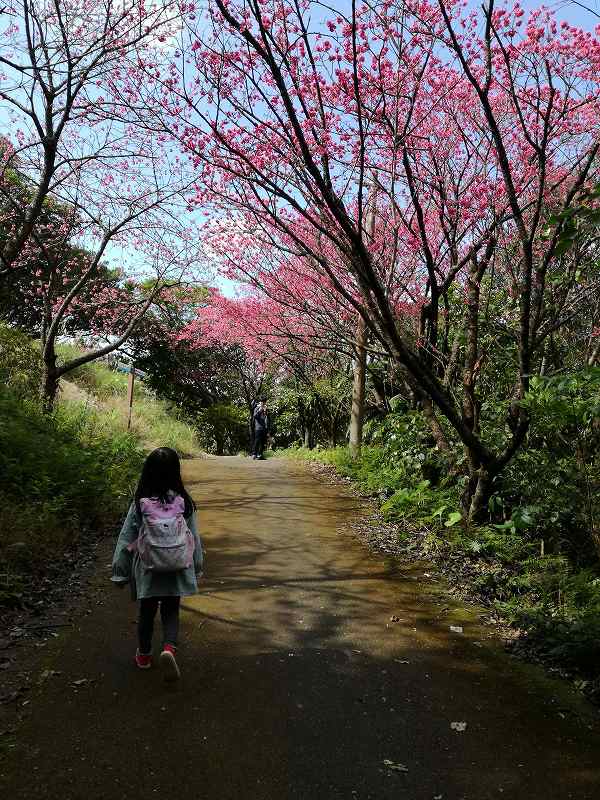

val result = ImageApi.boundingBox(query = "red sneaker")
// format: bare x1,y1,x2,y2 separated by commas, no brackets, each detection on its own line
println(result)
159,644,180,682
135,649,152,670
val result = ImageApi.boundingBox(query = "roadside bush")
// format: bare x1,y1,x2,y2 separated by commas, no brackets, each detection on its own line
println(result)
495,369,600,563
365,407,456,488
0,322,42,398
196,403,248,455
56,343,131,399
0,387,144,606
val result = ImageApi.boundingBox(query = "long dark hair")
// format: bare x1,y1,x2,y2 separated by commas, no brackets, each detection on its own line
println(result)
134,447,196,517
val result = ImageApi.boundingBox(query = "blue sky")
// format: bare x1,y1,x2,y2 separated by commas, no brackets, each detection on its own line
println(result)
528,0,599,25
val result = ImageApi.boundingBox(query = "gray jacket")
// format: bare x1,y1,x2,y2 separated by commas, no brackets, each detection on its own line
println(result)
111,502,203,600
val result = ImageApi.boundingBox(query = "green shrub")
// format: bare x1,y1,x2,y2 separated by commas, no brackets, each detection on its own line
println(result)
495,368,600,562
0,322,42,399
196,403,249,455
455,526,536,563
0,388,144,605
56,344,131,399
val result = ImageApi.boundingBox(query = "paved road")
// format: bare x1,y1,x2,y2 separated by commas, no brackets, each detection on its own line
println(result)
1,457,599,799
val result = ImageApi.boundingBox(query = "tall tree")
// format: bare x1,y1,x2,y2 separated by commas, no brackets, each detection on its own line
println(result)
134,0,600,517
0,0,180,274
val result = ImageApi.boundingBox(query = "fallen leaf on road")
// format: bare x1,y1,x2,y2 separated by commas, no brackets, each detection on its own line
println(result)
383,759,408,773
394,659,411,664
72,679,88,687
450,721,467,732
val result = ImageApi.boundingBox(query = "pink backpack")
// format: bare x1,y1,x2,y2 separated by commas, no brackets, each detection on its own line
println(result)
130,495,194,573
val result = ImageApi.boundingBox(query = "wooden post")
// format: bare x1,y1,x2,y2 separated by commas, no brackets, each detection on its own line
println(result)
127,368,135,431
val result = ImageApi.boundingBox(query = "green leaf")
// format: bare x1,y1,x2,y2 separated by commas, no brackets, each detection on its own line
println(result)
445,511,463,527
388,394,405,412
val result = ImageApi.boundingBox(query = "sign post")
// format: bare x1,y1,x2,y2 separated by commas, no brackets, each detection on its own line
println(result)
127,368,135,431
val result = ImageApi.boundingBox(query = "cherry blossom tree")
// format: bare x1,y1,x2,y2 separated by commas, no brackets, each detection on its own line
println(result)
179,282,358,448
36,210,202,408
0,0,182,274
0,1,210,408
131,0,600,517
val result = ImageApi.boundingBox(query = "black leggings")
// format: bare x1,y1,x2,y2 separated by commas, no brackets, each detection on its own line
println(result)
138,596,180,654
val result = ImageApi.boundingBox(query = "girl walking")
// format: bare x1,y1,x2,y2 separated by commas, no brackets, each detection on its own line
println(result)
111,447,203,681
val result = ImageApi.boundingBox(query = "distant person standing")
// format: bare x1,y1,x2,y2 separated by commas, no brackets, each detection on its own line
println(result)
248,397,258,457
252,398,271,460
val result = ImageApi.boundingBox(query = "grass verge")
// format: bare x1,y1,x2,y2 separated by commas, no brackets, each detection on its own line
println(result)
56,344,202,457
0,388,143,606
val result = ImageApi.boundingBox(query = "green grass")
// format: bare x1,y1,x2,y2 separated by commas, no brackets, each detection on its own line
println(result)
0,387,144,606
56,343,137,399
56,343,203,457
103,394,201,457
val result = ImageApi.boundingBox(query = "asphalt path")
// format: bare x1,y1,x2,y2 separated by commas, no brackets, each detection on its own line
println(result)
1,456,599,799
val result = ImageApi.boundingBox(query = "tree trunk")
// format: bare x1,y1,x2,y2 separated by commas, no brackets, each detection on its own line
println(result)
462,463,493,524
349,180,376,459
41,349,60,413
349,315,367,459
588,341,600,367
421,395,453,457
297,396,313,449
